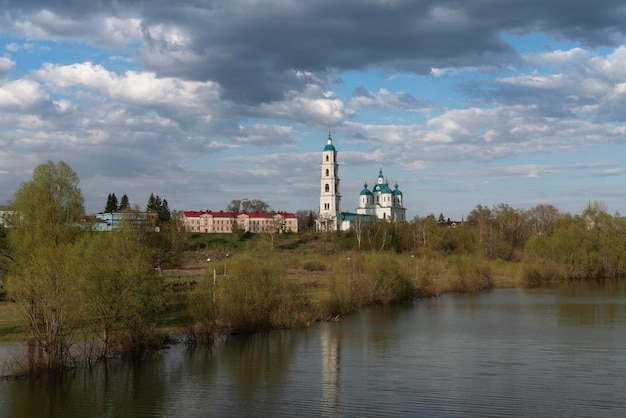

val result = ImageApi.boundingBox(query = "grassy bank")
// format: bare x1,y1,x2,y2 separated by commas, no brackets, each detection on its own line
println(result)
0,233,524,346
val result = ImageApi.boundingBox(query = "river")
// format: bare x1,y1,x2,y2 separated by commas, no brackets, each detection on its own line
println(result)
2,282,626,417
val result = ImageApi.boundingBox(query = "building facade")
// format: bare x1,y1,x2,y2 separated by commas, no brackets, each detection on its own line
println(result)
356,169,406,222
317,133,407,232
182,210,298,234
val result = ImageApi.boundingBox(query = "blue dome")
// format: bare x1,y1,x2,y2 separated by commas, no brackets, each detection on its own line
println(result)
393,182,403,195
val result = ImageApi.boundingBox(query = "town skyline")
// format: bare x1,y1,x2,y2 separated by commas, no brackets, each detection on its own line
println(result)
2,1,626,220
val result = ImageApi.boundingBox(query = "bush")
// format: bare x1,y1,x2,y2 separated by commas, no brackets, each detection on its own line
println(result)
325,253,414,315
303,260,327,272
450,255,494,292
521,260,567,286
218,254,312,333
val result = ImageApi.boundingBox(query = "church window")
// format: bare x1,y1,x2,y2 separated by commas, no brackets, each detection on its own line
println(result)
325,184,330,192
326,169,329,176
326,155,329,162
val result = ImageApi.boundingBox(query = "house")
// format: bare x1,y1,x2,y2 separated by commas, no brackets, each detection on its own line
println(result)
95,211,148,231
182,210,298,234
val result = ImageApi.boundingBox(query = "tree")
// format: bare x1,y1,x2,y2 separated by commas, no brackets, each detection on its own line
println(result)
119,194,130,211
296,209,317,233
226,199,242,213
226,198,270,213
69,221,164,357
146,193,171,225
6,161,85,369
527,204,560,236
158,199,171,223
105,193,118,213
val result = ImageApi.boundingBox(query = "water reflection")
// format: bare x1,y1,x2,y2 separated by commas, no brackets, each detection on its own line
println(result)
320,324,340,417
3,285,626,417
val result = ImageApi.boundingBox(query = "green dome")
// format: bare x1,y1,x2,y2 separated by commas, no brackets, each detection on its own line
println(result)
324,134,336,151
360,181,372,196
393,182,403,195
373,182,393,194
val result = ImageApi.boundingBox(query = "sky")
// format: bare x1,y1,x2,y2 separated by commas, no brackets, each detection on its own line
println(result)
2,1,626,220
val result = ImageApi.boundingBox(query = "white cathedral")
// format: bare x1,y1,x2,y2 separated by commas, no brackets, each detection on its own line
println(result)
317,133,407,232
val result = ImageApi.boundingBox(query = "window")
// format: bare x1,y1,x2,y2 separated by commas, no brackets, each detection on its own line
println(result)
325,184,330,192
325,169,329,176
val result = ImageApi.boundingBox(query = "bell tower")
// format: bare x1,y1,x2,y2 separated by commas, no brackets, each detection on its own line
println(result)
319,132,341,231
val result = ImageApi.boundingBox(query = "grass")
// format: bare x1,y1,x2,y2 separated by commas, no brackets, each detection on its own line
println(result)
0,301,26,342
0,235,525,343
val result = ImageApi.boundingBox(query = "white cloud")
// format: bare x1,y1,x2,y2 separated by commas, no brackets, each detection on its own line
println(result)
0,57,15,78
257,85,349,125
0,79,49,111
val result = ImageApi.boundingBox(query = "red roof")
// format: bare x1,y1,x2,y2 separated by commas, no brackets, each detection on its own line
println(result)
183,210,296,218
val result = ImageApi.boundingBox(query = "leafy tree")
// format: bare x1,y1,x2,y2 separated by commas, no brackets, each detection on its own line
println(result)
69,221,163,357
119,194,130,211
226,199,242,213
226,198,270,213
242,199,269,212
526,204,561,236
6,161,85,369
105,193,118,213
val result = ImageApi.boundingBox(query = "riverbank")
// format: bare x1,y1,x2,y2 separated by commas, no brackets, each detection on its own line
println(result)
0,249,523,345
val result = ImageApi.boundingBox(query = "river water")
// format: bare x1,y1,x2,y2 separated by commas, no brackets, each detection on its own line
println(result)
2,283,626,417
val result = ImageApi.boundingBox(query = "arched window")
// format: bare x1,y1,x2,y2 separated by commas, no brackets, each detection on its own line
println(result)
325,184,330,192
325,169,329,176
326,155,329,162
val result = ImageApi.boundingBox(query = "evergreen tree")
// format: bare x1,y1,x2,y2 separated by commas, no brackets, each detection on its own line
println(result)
105,193,119,213
147,193,157,212
119,194,130,210
158,199,171,223
146,193,171,224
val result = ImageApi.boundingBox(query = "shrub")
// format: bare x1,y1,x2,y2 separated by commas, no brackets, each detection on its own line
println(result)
303,260,327,272
325,253,414,316
450,255,494,292
218,254,312,333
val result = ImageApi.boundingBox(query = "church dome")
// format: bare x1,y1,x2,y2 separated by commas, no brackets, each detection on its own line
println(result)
323,133,336,151
373,182,393,194
360,181,373,196
393,182,403,195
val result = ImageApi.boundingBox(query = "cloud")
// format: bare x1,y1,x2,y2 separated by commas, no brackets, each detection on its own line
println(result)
351,87,433,110
0,57,15,78
2,1,626,106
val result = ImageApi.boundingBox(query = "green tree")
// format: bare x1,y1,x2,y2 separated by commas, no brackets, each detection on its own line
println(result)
119,194,130,211
69,221,164,357
146,193,171,225
226,199,242,213
241,198,270,212
6,161,85,369
105,193,118,213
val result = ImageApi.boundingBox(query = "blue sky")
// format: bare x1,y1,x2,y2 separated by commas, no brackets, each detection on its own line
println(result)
2,1,626,220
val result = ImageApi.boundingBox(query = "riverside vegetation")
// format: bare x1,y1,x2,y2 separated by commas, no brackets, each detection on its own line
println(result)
2,161,626,374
